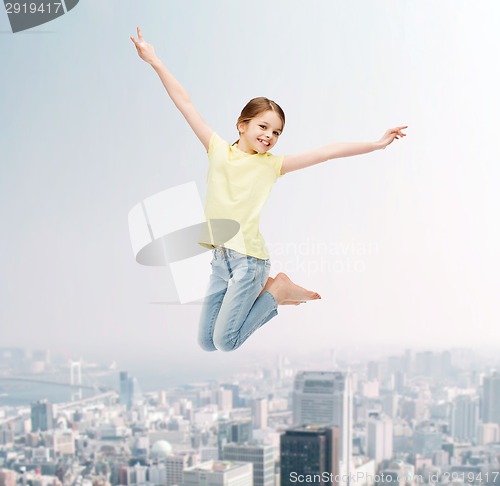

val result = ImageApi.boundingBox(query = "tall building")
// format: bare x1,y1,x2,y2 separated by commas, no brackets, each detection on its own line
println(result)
218,420,253,458
222,384,241,408
366,414,393,465
280,425,340,486
451,395,479,442
292,371,352,481
166,455,191,486
223,443,274,486
367,361,381,382
119,371,141,411
381,394,399,419
252,398,268,429
30,400,53,432
483,373,500,425
183,461,253,486
216,388,233,411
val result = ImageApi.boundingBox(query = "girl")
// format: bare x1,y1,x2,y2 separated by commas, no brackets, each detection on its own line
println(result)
131,27,407,352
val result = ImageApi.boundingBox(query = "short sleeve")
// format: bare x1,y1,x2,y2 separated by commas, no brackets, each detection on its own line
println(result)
271,154,285,179
208,132,230,160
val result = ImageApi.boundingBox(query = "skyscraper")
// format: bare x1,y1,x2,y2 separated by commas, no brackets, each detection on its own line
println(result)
292,371,352,482
451,395,479,442
119,371,141,411
223,443,275,486
252,398,268,429
366,414,393,465
483,373,500,425
222,384,241,408
280,425,340,486
217,419,253,458
30,400,53,432
165,455,191,486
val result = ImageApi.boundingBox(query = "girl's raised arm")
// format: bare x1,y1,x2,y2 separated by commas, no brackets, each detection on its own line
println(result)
281,126,407,175
130,27,213,151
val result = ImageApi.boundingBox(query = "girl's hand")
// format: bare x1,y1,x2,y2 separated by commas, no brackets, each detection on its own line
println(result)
378,126,408,149
130,27,158,65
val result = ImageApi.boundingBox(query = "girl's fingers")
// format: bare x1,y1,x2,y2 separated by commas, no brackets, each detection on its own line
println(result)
137,26,144,42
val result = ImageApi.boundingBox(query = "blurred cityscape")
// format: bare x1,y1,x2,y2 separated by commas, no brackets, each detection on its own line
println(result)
1,347,500,486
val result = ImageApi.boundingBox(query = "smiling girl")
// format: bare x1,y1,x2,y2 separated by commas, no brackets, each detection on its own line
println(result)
131,27,407,352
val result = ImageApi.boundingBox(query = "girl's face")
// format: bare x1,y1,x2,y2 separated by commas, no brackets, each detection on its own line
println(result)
238,110,283,154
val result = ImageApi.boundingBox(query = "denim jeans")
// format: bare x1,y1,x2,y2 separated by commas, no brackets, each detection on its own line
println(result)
198,247,278,352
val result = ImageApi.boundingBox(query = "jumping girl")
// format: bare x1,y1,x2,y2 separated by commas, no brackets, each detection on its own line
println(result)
131,27,407,353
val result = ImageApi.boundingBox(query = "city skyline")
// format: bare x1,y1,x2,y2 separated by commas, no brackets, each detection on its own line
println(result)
2,344,500,486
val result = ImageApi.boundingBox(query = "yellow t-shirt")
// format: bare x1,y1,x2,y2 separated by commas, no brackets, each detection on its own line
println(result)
199,132,284,260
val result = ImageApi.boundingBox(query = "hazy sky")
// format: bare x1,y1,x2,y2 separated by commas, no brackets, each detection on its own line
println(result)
1,1,500,373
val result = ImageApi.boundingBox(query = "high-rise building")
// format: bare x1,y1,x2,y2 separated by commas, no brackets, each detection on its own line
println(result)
280,425,340,486
183,461,253,486
451,395,479,442
292,371,352,481
394,371,406,394
252,398,268,429
165,455,191,486
381,394,399,419
366,414,393,465
367,361,381,382
223,443,274,486
216,388,233,411
218,420,253,457
222,384,241,408
483,373,500,425
30,400,53,432
119,371,141,411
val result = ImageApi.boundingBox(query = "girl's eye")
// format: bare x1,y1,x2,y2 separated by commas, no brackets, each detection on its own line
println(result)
259,125,266,129
273,131,280,136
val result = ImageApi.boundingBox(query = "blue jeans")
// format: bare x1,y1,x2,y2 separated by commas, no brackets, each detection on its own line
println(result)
198,247,278,352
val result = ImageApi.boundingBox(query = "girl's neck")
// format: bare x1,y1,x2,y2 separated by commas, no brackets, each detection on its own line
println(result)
234,138,257,155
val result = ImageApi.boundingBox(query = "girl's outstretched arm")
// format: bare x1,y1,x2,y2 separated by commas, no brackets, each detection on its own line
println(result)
281,126,407,175
130,27,213,151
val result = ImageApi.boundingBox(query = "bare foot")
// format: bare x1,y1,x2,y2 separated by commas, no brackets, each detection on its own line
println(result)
260,279,305,305
267,273,321,305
